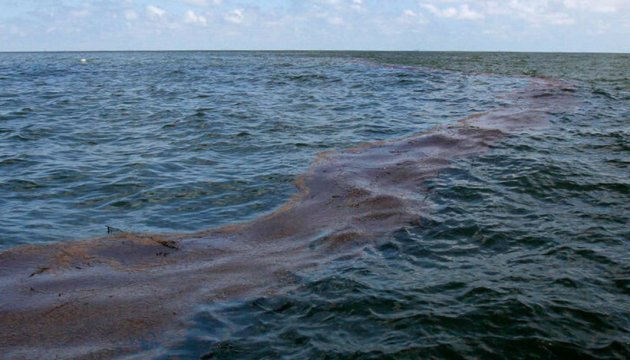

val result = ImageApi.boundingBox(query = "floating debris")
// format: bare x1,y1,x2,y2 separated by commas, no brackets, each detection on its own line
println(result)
106,225,124,235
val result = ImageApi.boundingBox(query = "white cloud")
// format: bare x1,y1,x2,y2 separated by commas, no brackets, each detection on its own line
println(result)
404,9,418,17
458,4,484,19
498,0,574,26
562,0,625,13
545,12,575,25
9,24,24,36
147,5,166,18
315,0,342,5
328,15,345,25
423,4,456,18
71,10,91,18
124,10,138,20
225,8,244,24
422,3,484,20
397,9,427,25
0,0,628,52
421,0,590,26
351,0,366,12
183,10,207,26
171,0,222,7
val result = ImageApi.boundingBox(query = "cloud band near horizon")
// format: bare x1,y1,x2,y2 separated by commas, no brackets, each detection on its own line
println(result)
0,0,628,52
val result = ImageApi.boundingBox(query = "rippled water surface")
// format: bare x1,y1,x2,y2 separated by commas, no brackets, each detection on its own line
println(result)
1,51,630,359
0,51,519,247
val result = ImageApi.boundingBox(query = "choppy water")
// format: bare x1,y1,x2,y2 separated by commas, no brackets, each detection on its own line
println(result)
1,51,630,359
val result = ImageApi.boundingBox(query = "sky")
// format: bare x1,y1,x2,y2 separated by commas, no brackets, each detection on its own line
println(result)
0,0,628,52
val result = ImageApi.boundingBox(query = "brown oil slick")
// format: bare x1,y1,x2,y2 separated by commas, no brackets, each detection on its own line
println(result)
0,78,578,359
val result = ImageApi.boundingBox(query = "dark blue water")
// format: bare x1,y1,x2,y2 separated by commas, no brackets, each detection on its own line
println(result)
0,51,523,248
1,51,630,359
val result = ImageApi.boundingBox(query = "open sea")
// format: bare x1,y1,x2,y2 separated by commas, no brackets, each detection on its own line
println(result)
1,51,629,359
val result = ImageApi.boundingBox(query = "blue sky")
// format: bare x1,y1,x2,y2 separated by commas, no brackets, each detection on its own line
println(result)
0,0,628,52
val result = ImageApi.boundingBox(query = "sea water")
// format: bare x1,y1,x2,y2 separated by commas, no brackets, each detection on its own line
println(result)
1,51,629,359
